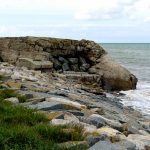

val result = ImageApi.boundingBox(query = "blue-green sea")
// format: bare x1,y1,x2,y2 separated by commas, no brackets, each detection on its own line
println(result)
101,43,150,116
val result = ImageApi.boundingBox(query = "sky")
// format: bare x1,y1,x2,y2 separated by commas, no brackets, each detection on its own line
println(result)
0,0,150,43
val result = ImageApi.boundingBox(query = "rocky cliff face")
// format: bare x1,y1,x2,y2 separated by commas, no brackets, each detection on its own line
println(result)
0,36,137,91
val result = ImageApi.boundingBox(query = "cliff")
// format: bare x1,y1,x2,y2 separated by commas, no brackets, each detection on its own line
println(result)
0,36,137,91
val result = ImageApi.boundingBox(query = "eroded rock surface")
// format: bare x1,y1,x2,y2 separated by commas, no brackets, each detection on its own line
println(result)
0,36,137,90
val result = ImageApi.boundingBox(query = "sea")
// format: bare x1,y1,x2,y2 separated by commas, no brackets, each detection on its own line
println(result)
101,43,150,116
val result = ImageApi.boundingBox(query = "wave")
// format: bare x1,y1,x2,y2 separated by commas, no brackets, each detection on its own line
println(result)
119,81,150,116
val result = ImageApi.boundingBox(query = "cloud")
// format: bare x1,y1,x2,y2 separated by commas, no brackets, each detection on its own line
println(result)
74,0,136,20
124,0,150,22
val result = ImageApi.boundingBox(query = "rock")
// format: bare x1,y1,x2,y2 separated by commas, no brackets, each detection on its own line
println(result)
70,64,79,71
114,140,136,150
94,54,137,90
6,81,22,89
46,97,87,110
58,57,68,63
62,63,70,71
79,57,87,65
51,119,73,125
127,134,150,150
27,97,45,104
39,111,63,120
89,141,121,150
51,113,79,125
18,58,53,70
81,109,95,117
67,110,84,117
97,127,126,142
68,58,78,64
88,114,122,130
80,63,90,71
145,145,150,150
88,67,97,74
59,141,88,149
81,122,97,134
86,136,101,147
53,59,62,70
78,116,105,128
11,72,21,80
5,97,19,104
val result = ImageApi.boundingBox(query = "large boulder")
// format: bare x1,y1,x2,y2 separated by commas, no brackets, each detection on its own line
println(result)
0,36,137,91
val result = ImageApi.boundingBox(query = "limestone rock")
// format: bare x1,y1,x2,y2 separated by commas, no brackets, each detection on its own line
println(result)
94,54,137,90
127,134,150,150
5,97,19,104
18,58,53,70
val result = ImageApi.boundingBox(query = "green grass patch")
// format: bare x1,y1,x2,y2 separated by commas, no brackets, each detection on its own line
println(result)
0,89,86,150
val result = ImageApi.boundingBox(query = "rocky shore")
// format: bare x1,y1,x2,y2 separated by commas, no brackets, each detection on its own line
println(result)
0,37,149,150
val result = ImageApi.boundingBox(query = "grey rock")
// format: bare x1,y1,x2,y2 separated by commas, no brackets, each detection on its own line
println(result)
78,116,105,128
128,125,140,134
53,59,62,70
87,114,122,129
70,64,79,71
58,57,68,63
88,67,97,74
80,63,90,71
114,140,136,150
68,58,78,64
67,110,84,116
62,63,70,71
79,57,87,64
27,101,65,111
86,136,101,147
89,141,121,150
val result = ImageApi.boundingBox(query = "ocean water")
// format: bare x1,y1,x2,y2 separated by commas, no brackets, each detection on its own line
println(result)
101,43,150,116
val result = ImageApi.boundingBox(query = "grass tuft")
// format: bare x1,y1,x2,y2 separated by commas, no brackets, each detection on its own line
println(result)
0,89,86,150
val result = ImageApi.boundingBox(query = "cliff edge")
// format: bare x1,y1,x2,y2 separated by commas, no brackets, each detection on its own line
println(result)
0,37,137,91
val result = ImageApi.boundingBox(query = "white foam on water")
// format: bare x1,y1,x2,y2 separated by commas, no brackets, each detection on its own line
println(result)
119,81,150,116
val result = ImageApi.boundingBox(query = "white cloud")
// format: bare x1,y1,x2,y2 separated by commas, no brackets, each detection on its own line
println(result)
124,0,150,22
74,0,135,20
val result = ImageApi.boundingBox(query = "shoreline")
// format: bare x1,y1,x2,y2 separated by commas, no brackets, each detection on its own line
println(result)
0,62,150,149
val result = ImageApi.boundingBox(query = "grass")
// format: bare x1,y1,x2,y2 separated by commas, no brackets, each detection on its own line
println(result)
0,88,86,150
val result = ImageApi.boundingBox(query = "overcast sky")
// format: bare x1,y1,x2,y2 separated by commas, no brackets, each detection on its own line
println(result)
0,0,150,42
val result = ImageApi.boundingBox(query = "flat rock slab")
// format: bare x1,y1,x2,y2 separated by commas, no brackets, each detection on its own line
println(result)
89,140,136,150
19,58,53,70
